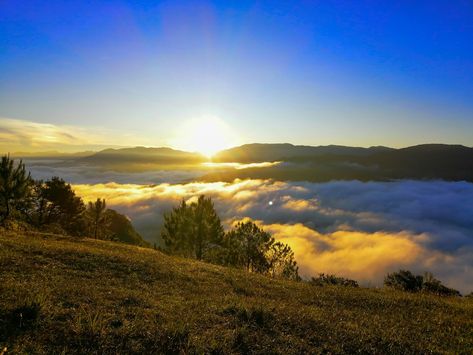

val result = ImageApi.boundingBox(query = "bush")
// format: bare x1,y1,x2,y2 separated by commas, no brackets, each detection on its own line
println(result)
384,270,423,292
422,272,461,296
384,270,460,296
310,273,359,287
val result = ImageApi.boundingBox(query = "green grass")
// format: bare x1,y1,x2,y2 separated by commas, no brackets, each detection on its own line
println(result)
1,232,472,354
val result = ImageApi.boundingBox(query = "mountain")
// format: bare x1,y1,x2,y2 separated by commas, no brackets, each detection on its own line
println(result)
202,144,473,182
81,146,206,163
1,231,472,353
360,144,473,180
212,143,395,163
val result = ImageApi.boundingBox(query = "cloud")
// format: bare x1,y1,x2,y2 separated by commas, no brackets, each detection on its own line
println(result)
0,117,149,153
72,179,473,293
25,160,203,184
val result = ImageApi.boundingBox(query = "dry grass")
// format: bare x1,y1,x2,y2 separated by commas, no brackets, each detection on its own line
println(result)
1,231,472,354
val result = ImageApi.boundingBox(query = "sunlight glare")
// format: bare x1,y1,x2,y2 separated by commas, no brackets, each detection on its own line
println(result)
170,117,240,158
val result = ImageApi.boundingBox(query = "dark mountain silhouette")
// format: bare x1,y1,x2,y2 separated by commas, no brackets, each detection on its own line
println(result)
80,146,207,165
362,144,473,180
203,144,473,182
212,143,395,163
16,144,473,181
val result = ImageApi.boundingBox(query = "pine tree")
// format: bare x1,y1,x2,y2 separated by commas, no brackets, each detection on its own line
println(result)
224,221,299,279
42,177,86,236
161,196,224,260
0,155,32,224
224,221,272,273
87,198,107,239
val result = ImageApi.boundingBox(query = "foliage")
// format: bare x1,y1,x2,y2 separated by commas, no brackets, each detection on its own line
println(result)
224,221,299,280
105,209,147,246
161,195,224,260
421,272,461,296
0,156,144,246
384,270,460,296
161,198,299,280
224,221,273,273
87,198,107,239
310,273,359,287
384,270,423,292
40,177,87,236
0,155,32,224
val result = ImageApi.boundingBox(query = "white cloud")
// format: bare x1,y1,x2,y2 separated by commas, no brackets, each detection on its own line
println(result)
72,179,473,293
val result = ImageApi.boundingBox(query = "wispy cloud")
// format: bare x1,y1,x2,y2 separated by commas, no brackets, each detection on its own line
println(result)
73,179,473,293
0,117,150,153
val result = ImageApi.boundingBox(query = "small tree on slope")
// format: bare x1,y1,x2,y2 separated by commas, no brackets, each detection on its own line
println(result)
0,155,32,224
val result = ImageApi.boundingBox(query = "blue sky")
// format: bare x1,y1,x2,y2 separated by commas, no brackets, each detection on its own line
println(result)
1,0,472,152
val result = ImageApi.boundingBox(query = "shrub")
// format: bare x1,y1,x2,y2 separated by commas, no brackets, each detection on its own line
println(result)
384,270,423,292
384,270,460,296
310,273,359,287
421,272,461,296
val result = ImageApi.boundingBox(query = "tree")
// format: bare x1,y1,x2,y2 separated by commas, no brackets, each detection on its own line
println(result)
87,198,107,239
23,180,48,227
267,241,300,281
41,177,86,236
0,155,32,224
105,209,146,246
223,221,299,279
224,221,273,273
161,196,224,260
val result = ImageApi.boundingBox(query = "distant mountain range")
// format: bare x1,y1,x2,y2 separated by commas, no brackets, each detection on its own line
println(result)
12,143,473,182
212,143,396,162
203,143,473,182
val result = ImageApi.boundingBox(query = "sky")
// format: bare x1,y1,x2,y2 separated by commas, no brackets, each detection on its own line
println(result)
1,0,473,153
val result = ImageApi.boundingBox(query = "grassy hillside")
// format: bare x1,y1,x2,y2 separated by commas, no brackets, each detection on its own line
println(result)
1,232,472,354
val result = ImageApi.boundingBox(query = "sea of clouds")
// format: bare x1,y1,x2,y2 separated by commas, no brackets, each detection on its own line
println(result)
68,178,473,293
24,159,473,292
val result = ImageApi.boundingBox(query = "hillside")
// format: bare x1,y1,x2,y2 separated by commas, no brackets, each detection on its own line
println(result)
1,232,472,354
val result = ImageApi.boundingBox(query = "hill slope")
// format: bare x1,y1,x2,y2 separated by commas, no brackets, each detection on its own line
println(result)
1,232,472,354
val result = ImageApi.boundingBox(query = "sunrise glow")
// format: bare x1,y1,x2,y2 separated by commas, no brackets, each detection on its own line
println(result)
170,117,240,158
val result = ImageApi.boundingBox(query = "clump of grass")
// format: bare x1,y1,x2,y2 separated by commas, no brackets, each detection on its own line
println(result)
222,304,273,328
159,323,192,354
71,306,108,337
227,278,254,296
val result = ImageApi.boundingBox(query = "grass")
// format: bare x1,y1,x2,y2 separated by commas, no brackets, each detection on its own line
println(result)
1,232,472,354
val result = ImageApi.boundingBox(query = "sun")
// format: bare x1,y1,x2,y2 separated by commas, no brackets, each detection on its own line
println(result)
171,117,239,158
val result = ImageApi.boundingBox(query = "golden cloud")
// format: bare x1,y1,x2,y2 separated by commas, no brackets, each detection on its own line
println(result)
263,222,425,281
0,117,150,153
71,179,473,292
